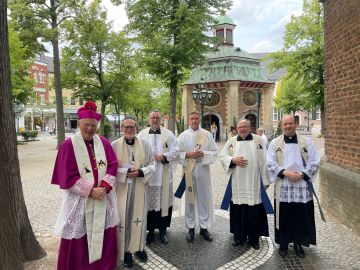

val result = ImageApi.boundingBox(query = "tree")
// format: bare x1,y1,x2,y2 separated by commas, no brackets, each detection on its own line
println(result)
9,0,82,148
267,0,324,130
123,0,232,132
0,0,46,268
274,76,310,114
8,25,34,104
61,0,134,134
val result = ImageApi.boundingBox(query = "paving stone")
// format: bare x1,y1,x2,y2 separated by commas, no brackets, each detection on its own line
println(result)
19,136,360,269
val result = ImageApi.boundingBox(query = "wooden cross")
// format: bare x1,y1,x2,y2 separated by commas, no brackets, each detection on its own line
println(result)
134,218,142,226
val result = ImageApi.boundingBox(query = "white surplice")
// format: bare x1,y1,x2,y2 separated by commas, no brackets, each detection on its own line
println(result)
266,136,320,203
220,134,269,206
138,127,179,211
177,127,218,230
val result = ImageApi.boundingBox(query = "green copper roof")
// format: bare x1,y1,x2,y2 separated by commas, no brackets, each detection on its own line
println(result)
187,45,271,84
215,14,236,26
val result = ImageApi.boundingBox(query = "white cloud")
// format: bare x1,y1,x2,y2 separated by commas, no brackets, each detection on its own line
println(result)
101,0,129,31
69,0,303,54
229,0,303,52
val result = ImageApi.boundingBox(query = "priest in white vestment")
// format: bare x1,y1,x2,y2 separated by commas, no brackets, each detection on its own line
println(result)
112,116,155,268
177,111,218,242
220,119,269,250
266,115,320,258
138,109,179,245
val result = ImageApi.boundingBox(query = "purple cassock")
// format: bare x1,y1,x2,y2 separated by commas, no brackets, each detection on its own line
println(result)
52,136,119,270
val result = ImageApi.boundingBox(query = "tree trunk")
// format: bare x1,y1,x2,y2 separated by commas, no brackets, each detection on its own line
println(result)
99,101,106,135
168,69,178,133
320,103,325,135
0,2,46,269
51,6,65,149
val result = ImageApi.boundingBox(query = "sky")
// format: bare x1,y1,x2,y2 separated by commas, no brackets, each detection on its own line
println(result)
103,0,304,53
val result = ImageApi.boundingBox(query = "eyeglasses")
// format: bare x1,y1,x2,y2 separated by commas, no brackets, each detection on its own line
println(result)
123,126,136,130
237,126,250,129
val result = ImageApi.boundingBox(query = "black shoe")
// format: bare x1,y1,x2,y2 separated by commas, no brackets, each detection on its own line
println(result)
123,252,133,268
134,250,148,263
293,244,305,258
278,247,288,257
160,233,168,244
186,228,195,242
146,231,155,245
251,242,260,250
232,239,244,247
200,228,213,242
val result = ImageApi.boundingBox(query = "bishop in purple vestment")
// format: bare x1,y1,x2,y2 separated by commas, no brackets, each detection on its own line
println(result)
52,101,119,270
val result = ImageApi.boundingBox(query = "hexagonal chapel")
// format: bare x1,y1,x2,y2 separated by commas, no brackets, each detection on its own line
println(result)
181,15,274,140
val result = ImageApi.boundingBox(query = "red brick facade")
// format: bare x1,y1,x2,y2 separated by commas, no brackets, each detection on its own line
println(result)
323,0,360,174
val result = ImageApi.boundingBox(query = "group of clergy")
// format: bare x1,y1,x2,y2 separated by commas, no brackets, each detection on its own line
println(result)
51,101,320,270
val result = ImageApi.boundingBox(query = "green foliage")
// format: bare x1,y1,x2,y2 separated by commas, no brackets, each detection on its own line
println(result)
176,117,185,135
274,76,312,114
8,25,34,104
275,121,282,137
8,0,46,57
125,0,232,131
20,130,38,140
267,0,324,112
61,0,134,134
103,121,112,138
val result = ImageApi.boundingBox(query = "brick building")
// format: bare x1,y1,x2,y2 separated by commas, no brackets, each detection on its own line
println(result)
181,15,274,140
320,0,360,234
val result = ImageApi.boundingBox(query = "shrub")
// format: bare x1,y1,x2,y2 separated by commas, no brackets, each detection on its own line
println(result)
21,130,38,141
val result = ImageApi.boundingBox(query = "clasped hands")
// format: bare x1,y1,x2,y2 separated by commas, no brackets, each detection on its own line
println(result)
283,170,303,182
231,156,248,168
126,166,139,178
154,154,165,162
90,187,106,200
186,150,204,159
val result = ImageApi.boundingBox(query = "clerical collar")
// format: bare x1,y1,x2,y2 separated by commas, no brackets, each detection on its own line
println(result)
237,133,253,141
284,134,298,143
125,138,135,145
149,128,161,134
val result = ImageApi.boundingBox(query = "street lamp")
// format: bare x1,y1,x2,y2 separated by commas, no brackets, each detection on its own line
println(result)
192,78,214,128
256,89,261,129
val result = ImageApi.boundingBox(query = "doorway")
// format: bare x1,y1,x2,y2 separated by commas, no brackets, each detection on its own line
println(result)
203,114,219,141
245,114,257,134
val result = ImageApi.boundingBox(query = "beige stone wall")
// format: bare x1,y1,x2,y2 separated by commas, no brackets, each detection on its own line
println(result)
227,82,239,128
261,85,273,132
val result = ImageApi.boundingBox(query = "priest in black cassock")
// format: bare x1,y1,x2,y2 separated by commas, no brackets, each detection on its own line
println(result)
266,115,320,258
138,109,179,245
112,117,156,268
220,119,269,250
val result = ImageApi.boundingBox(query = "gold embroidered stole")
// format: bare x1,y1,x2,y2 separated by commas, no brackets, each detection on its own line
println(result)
184,129,208,204
71,132,107,263
274,134,308,229
115,136,145,255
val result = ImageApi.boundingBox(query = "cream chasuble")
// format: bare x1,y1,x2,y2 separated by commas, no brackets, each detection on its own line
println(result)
113,136,155,261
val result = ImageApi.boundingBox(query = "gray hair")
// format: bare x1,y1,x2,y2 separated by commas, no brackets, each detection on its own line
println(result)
121,116,136,127
237,118,251,126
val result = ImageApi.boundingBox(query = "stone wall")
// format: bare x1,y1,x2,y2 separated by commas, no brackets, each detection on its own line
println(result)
321,0,360,235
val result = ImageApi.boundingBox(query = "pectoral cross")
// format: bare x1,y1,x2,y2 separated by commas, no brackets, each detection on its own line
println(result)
134,218,142,226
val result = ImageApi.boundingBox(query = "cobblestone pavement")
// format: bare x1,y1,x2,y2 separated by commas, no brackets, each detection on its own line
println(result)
21,135,360,269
